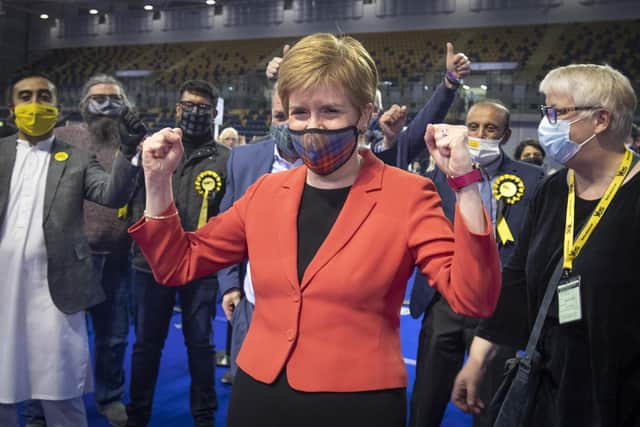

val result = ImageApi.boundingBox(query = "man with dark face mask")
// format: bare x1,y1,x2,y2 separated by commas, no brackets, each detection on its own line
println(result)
22,74,145,427
127,80,228,427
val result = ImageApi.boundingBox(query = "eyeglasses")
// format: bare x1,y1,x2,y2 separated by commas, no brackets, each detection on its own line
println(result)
89,94,123,104
178,101,214,112
539,105,600,125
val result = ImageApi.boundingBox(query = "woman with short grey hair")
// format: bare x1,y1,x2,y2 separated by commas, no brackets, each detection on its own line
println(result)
452,64,640,426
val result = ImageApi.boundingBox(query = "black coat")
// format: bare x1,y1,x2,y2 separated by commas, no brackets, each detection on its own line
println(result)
130,140,230,273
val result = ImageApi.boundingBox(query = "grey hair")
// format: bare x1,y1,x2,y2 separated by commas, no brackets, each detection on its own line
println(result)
539,64,637,142
79,74,133,121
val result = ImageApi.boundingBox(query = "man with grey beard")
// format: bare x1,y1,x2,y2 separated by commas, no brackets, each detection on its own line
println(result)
24,74,146,427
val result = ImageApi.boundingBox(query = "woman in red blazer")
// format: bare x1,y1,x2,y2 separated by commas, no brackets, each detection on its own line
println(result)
130,33,500,427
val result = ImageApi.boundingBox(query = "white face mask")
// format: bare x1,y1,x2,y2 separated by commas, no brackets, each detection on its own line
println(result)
466,136,502,166
537,116,596,165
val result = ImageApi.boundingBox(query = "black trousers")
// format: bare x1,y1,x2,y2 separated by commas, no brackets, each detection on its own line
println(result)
228,368,406,427
409,295,515,427
127,270,218,427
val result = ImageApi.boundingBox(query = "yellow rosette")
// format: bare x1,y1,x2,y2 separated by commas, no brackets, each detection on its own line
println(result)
195,170,222,228
492,174,525,245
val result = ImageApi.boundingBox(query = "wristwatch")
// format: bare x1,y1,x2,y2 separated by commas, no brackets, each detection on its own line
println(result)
447,168,482,192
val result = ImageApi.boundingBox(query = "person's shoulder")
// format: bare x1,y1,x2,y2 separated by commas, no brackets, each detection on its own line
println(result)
0,133,17,145
529,167,566,205
236,136,275,152
250,134,274,145
381,162,438,194
229,138,275,167
241,164,300,198
503,156,544,176
212,141,231,158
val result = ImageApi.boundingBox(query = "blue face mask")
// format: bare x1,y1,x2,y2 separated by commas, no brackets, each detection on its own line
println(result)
269,123,298,160
289,126,358,176
537,116,596,165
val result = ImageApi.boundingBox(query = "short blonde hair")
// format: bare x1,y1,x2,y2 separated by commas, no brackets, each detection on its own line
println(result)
277,33,378,115
539,64,637,141
218,127,238,143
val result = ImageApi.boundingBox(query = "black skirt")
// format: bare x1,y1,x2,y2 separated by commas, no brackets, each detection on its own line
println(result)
227,368,406,427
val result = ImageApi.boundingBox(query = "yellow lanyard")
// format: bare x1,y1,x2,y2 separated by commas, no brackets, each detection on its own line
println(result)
563,149,633,272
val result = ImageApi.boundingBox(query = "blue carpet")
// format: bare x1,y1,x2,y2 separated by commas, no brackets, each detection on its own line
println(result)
33,280,470,426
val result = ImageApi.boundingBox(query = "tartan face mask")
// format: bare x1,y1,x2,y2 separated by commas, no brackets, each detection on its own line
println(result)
269,123,299,160
289,125,358,175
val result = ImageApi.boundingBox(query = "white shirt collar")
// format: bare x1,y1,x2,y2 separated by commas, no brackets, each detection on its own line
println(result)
16,134,55,152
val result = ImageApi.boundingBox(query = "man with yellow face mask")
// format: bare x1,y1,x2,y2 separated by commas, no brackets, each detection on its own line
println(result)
0,73,142,427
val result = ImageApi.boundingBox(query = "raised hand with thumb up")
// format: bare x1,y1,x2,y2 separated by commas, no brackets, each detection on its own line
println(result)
444,42,471,88
266,45,290,81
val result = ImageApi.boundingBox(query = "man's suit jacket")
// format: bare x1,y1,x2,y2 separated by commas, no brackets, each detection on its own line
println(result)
130,149,501,392
0,134,139,314
375,83,455,168
409,154,546,318
218,137,276,295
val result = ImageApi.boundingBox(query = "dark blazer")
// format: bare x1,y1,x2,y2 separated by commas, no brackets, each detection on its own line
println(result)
0,134,139,314
375,83,456,168
409,154,545,317
218,136,276,295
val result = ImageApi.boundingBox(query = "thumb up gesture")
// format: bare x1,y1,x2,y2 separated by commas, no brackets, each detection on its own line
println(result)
445,42,471,83
266,45,290,81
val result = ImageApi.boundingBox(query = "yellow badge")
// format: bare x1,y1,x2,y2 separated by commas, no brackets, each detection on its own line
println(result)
195,170,222,196
54,152,69,162
492,174,525,205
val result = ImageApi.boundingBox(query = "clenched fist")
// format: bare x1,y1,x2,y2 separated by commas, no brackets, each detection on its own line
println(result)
142,127,184,180
424,124,473,177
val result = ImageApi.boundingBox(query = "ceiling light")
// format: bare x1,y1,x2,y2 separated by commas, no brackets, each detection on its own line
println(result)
40,13,49,19
89,9,98,15
144,4,153,11
206,0,216,4
480,84,488,90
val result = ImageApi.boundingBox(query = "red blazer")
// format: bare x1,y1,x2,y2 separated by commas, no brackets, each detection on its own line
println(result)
130,149,501,392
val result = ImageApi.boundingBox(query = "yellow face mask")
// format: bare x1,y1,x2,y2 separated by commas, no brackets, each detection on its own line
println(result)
14,103,59,137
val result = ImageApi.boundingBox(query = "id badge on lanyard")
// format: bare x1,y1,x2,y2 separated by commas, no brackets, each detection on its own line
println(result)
559,149,633,325
557,275,582,324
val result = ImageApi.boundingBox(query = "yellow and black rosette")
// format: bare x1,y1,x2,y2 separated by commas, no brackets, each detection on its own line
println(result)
492,174,525,245
195,170,222,228
492,174,525,205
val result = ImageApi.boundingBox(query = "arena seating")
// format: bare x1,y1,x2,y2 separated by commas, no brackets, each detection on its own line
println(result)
16,19,640,137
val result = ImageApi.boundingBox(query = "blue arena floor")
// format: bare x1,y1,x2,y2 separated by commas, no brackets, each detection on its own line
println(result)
21,278,471,427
